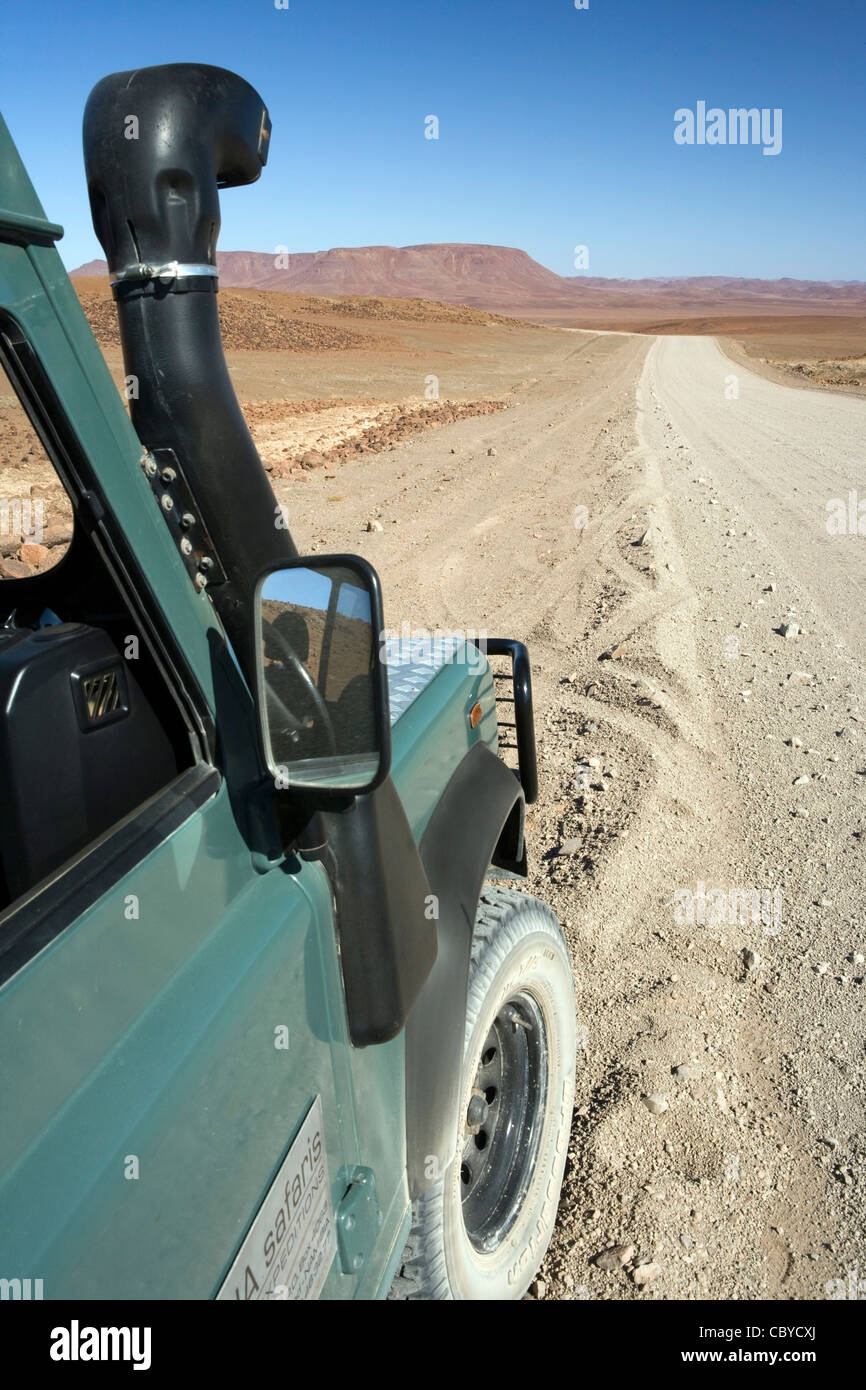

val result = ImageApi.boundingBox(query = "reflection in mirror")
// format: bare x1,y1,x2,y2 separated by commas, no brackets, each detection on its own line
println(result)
259,562,382,790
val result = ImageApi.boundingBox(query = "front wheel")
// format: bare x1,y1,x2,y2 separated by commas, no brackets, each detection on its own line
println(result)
390,886,577,1300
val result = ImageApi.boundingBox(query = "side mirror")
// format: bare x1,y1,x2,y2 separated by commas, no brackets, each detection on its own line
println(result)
254,554,391,796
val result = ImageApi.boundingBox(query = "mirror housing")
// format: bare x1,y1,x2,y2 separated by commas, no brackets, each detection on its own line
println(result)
253,554,391,800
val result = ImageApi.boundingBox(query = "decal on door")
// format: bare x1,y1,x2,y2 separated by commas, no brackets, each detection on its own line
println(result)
217,1096,337,1301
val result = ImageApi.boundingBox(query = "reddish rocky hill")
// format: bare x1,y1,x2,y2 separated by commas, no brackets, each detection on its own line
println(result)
72,243,572,308
70,245,866,327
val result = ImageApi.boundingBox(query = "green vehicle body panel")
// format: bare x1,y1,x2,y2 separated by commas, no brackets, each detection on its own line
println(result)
0,116,499,1299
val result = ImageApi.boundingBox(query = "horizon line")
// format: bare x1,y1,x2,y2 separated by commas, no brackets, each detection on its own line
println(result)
66,248,866,289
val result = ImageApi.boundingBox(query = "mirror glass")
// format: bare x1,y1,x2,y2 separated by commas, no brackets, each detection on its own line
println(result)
258,561,384,790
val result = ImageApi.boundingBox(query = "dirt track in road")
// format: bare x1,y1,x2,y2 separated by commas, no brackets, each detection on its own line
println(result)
272,327,866,1302
536,337,866,1301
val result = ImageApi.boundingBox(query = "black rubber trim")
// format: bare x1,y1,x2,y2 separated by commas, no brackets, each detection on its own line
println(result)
0,763,220,989
112,276,219,301
405,741,524,1195
319,776,436,1047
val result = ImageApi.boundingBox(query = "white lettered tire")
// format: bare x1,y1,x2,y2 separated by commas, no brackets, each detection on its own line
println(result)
390,885,577,1300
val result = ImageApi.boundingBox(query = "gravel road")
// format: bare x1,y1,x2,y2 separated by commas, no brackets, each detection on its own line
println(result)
275,329,866,1301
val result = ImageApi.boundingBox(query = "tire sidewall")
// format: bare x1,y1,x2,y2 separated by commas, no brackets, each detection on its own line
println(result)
442,915,576,1300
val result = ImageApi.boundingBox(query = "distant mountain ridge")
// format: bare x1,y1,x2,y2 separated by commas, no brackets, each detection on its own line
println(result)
70,244,866,317
564,274,866,299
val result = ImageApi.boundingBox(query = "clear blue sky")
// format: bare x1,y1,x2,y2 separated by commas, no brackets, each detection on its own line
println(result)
2,0,863,280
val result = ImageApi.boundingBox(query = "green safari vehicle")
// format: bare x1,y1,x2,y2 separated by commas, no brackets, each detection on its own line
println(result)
0,63,577,1301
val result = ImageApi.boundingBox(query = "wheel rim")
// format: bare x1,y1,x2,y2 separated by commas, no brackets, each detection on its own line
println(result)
460,989,548,1253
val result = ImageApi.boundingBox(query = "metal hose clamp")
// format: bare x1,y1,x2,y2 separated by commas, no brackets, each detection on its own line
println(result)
110,261,219,287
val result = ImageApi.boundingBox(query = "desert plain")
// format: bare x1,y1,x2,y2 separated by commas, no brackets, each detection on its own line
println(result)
2,258,864,1300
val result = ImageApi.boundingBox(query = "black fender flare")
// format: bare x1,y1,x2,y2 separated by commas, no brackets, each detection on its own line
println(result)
405,741,525,1197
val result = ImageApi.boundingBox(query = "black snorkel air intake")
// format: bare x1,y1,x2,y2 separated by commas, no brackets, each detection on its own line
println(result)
83,64,297,684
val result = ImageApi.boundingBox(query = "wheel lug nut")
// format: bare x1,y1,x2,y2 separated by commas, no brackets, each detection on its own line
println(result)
466,1090,489,1131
